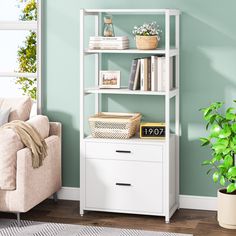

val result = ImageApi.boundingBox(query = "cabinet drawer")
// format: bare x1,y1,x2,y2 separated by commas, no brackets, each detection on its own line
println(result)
85,159,163,214
85,142,163,162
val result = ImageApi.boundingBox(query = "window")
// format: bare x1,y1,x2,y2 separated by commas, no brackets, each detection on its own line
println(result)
0,0,41,114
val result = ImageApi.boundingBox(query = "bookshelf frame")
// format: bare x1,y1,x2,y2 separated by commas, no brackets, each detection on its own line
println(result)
80,8,180,223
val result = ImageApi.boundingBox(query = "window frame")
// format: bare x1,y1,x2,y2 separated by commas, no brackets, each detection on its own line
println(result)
0,0,42,114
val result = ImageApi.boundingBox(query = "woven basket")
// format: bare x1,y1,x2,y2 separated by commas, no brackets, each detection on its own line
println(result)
136,35,158,50
89,112,142,139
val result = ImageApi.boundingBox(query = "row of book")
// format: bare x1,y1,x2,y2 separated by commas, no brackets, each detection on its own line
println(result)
89,36,129,50
128,56,174,91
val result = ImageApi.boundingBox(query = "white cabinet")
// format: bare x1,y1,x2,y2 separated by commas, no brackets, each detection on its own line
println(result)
80,9,180,223
85,158,163,214
85,141,163,162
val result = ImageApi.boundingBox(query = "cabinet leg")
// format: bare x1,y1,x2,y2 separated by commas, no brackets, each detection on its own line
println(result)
80,209,84,217
165,215,170,224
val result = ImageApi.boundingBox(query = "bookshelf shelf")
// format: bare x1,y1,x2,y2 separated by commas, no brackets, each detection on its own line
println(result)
84,134,170,144
80,8,180,224
84,48,178,57
84,87,178,98
84,9,181,16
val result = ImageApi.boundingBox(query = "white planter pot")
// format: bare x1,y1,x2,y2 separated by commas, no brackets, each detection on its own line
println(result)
218,188,236,229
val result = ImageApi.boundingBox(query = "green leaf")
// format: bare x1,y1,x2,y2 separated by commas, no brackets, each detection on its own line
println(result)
226,107,234,113
219,125,231,138
213,171,219,182
219,165,227,174
215,154,223,161
212,139,229,153
204,113,212,121
203,108,212,118
206,168,213,175
227,183,236,193
200,138,210,146
223,148,231,155
212,102,223,110
209,114,216,123
231,124,236,133
220,176,226,186
224,155,233,169
210,124,221,138
228,166,236,177
211,157,217,164
202,160,212,165
226,113,235,120
230,145,236,153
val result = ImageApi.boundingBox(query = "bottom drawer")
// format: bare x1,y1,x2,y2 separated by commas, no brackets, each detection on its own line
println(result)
85,159,163,214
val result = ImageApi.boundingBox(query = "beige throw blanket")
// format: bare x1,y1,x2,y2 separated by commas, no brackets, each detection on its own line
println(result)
0,120,48,168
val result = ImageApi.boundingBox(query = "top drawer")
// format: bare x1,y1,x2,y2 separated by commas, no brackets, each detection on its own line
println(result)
85,142,163,162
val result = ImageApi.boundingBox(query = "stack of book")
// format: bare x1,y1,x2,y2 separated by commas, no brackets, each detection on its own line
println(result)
128,56,173,92
89,36,129,50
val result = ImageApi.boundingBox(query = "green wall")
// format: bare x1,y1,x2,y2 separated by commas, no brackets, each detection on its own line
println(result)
43,0,236,197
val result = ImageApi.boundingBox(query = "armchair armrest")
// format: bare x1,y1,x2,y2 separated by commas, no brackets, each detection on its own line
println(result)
49,122,62,138
14,135,61,212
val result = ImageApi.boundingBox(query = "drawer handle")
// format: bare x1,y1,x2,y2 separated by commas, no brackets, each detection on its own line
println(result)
116,150,131,154
116,183,132,186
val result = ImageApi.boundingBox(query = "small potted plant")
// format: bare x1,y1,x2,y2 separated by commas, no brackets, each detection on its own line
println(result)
200,101,236,229
132,21,162,50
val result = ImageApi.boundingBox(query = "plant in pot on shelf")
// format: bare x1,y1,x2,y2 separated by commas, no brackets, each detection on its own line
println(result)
132,21,162,50
200,101,236,229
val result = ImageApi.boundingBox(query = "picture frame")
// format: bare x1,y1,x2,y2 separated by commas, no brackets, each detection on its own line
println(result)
99,70,120,88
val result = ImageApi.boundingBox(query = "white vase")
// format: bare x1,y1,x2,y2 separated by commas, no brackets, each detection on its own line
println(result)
218,188,236,229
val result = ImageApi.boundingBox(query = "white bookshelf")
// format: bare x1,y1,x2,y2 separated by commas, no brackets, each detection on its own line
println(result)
80,8,180,223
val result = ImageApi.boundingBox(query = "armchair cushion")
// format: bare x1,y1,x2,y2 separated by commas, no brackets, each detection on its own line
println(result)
27,115,50,139
0,96,32,122
0,108,10,126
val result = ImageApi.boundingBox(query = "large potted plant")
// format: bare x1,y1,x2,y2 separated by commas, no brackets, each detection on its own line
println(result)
200,101,236,229
132,22,162,50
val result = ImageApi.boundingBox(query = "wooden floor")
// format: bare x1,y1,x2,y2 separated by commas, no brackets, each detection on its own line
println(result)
0,199,235,235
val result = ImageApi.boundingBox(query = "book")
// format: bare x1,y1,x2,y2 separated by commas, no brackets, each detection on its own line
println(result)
157,57,164,91
147,57,151,91
133,59,141,90
140,58,149,91
89,45,129,50
157,57,173,91
89,40,129,50
128,59,139,90
89,36,128,41
89,41,129,45
89,35,129,50
151,56,158,91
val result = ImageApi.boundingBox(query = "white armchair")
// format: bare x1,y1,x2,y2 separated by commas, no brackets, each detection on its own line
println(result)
0,97,62,225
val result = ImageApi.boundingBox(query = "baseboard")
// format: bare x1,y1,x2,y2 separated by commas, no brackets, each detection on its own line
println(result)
179,194,217,211
57,187,80,201
56,187,217,211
